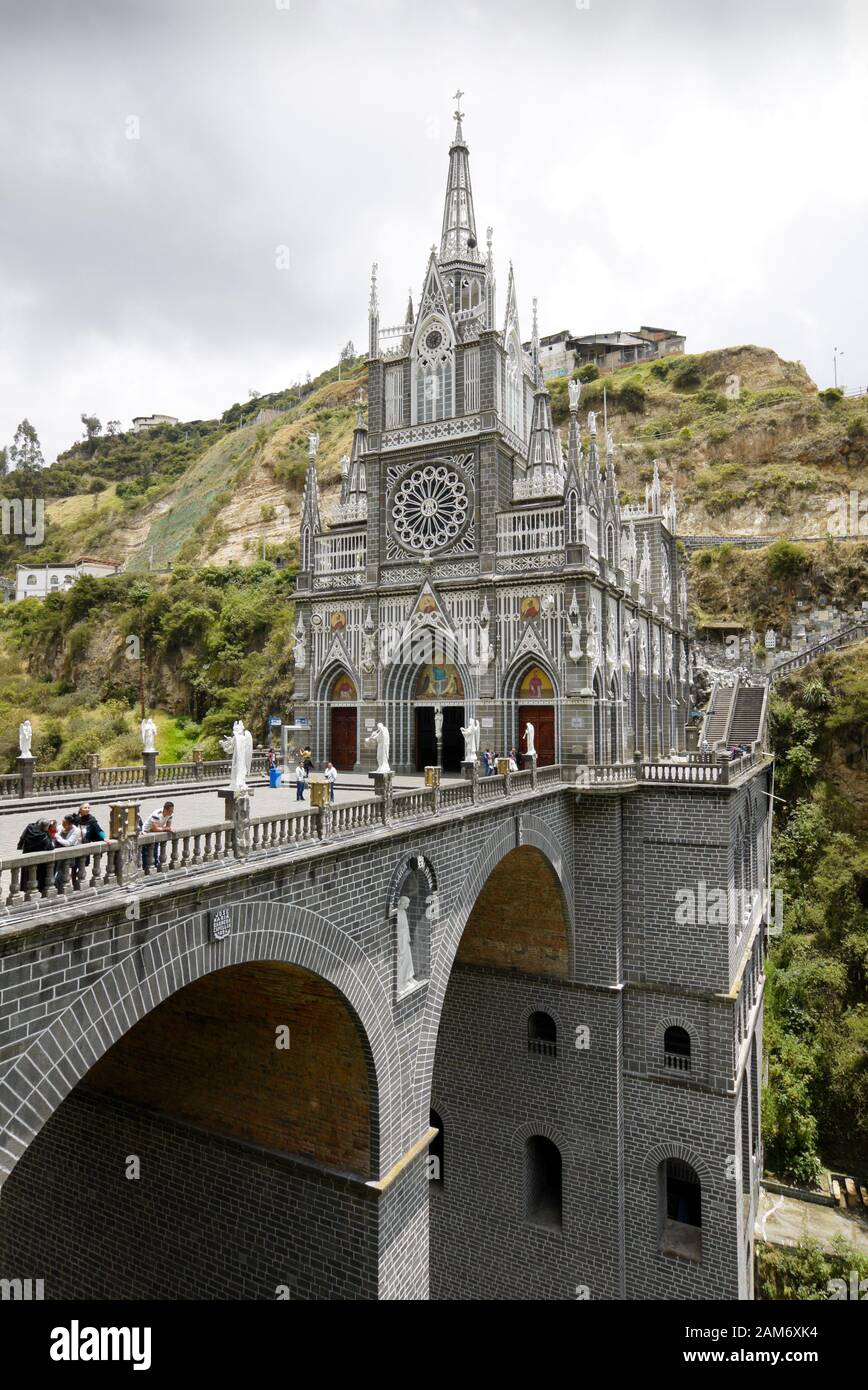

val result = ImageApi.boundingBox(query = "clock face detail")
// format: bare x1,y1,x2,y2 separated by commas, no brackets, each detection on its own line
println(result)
391,463,470,553
424,328,444,351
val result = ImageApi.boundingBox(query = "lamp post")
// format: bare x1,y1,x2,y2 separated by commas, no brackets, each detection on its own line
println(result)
834,346,844,389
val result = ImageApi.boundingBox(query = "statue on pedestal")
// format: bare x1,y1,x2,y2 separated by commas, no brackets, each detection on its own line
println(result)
367,721,391,774
18,720,32,758
460,716,480,763
140,716,157,753
220,720,254,792
523,721,536,759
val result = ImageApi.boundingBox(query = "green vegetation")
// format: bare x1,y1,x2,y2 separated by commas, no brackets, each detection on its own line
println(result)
0,560,298,763
764,642,868,1181
689,537,868,636
757,1236,868,1300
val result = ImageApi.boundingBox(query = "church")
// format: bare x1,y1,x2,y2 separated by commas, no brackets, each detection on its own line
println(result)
291,99,690,774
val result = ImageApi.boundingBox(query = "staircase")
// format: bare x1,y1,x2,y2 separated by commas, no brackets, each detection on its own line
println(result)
701,677,768,750
728,685,767,746
701,681,737,745
769,620,868,684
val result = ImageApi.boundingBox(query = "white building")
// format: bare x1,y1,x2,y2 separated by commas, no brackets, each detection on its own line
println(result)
16,557,120,601
131,414,178,432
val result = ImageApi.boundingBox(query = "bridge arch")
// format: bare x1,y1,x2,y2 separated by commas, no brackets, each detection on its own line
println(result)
411,810,572,1132
0,898,404,1188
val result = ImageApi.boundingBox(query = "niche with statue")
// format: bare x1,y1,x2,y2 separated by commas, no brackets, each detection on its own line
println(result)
386,853,438,998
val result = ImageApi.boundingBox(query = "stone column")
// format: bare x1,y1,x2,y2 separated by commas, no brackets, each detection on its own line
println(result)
372,771,393,825
528,752,538,788
17,755,34,797
88,752,100,795
193,746,204,781
142,749,157,784
461,759,480,803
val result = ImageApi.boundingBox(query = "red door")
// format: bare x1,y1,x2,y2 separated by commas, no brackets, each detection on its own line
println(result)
518,705,555,767
330,706,357,770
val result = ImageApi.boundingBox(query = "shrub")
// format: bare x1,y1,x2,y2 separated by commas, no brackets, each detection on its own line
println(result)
766,539,810,581
618,382,646,413
671,358,703,390
819,387,843,405
576,362,599,383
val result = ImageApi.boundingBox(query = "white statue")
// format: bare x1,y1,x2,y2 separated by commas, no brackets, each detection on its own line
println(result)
140,716,157,753
18,720,32,758
524,722,536,759
395,895,417,995
292,616,306,671
367,721,391,774
460,717,479,763
220,719,254,793
588,409,597,437
568,378,581,412
434,705,444,740
585,605,599,664
606,616,618,672
568,610,582,662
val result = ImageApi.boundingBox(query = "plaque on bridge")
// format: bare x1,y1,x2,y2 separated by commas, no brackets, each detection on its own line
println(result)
210,907,232,941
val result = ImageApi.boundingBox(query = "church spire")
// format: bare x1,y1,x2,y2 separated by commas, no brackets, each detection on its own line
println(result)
440,91,480,263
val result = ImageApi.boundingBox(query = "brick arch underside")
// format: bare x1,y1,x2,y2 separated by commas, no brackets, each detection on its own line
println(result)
0,899,404,1187
411,812,573,1134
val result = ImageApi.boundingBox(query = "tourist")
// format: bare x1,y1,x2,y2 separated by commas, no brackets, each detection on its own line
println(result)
323,761,338,803
54,814,83,890
71,803,106,843
267,746,276,771
142,801,174,870
295,761,307,802
16,818,55,894
484,747,496,775
302,747,314,776
507,749,518,773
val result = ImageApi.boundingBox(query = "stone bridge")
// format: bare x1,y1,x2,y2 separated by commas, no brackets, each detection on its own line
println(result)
0,756,772,1301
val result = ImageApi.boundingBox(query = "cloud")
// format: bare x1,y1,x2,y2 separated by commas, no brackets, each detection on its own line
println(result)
1,0,866,464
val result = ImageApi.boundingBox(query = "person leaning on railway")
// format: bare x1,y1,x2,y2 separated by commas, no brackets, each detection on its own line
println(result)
54,814,83,889
16,817,55,894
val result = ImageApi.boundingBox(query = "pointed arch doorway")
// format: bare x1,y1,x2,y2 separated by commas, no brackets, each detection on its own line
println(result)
515,665,556,766
329,672,358,770
414,662,465,772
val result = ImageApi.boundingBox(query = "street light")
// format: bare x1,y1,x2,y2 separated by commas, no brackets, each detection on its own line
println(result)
834,346,845,389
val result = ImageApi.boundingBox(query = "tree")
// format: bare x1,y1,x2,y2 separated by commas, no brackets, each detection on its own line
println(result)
106,420,122,436
248,388,260,400
338,340,356,380
81,414,102,455
0,446,7,477
9,419,44,473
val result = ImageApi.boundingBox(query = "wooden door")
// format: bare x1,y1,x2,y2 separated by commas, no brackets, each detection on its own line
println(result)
518,705,555,767
330,706,357,770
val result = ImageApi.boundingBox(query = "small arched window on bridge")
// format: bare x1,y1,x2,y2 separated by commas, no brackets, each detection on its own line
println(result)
663,1025,691,1073
527,1011,557,1057
429,1108,444,1187
660,1158,702,1261
524,1135,562,1229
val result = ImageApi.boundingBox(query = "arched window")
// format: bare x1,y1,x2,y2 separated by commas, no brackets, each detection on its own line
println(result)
429,1108,444,1187
460,277,471,311
527,1011,557,1057
415,321,454,423
587,508,599,559
301,526,311,571
567,490,579,544
525,1136,562,1229
606,523,616,567
734,815,744,902
506,341,522,436
660,1158,702,1259
609,677,620,763
663,1026,691,1072
470,280,481,309
592,671,604,763
26,574,37,585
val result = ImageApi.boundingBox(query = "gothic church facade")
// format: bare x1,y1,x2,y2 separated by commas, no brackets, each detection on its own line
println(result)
292,105,689,774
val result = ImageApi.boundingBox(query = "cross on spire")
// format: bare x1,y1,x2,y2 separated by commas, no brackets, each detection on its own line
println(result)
453,89,464,121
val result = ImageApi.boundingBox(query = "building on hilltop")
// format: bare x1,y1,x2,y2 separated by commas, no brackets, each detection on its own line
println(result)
288,101,769,1301
15,556,120,601
131,413,178,432
526,326,686,381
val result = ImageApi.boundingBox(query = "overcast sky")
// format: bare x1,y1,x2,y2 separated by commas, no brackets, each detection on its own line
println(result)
2,0,866,465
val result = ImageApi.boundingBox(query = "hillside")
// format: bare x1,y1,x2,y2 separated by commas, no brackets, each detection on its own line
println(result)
4,344,867,584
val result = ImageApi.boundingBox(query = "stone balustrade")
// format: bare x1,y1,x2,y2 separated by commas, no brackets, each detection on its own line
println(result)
0,751,270,802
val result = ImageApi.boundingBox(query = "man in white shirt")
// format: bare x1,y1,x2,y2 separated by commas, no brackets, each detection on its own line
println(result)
143,800,174,869
323,761,338,803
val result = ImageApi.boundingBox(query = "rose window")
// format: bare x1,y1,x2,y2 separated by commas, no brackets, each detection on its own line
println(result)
392,465,469,552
